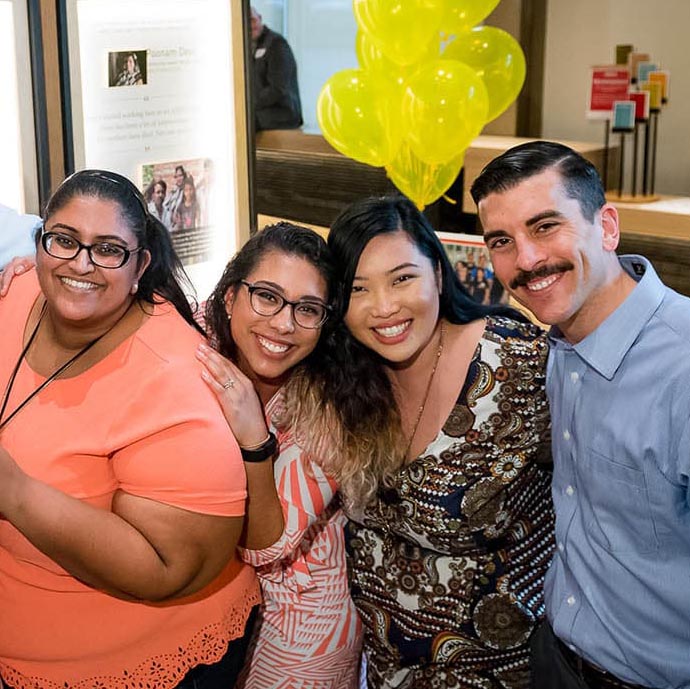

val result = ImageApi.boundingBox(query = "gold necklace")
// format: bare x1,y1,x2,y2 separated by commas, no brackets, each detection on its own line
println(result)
404,321,446,459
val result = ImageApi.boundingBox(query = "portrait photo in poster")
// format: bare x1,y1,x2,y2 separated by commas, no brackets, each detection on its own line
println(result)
141,157,214,267
436,232,508,306
108,50,147,87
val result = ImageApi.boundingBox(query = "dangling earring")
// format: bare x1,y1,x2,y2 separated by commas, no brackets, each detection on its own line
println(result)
131,282,139,295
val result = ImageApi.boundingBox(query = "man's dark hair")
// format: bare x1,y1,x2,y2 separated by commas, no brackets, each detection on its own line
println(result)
470,140,607,222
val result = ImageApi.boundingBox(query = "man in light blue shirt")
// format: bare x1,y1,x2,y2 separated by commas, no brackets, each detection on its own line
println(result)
0,202,40,269
472,141,690,689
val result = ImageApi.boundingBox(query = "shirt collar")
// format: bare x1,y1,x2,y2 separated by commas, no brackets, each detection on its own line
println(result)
548,255,666,379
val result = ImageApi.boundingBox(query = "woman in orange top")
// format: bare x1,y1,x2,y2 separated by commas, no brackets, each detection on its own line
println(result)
0,170,260,689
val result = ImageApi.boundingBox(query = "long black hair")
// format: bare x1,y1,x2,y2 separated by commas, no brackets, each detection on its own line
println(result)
328,195,517,322
43,169,203,334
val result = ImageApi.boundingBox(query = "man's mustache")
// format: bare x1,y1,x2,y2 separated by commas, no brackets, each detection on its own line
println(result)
509,262,574,290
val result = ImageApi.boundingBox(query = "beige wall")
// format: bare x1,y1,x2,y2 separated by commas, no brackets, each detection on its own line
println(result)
542,0,690,196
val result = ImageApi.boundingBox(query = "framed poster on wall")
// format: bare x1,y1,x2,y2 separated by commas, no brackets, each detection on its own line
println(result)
436,231,509,306
58,0,251,298
1,0,40,214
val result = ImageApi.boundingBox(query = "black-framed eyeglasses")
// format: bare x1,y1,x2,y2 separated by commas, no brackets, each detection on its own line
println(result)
241,280,331,329
41,230,143,269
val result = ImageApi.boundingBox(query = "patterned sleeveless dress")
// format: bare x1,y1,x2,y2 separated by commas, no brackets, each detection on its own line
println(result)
346,317,554,689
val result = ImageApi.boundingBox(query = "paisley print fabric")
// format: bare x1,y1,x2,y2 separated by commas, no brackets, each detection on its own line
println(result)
346,317,554,689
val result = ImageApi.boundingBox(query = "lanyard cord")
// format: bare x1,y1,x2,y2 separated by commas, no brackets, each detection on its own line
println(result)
0,304,108,431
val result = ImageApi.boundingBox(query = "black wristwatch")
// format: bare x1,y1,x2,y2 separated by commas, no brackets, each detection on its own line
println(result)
240,431,278,463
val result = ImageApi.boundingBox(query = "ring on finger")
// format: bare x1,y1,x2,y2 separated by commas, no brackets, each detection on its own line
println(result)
222,379,235,390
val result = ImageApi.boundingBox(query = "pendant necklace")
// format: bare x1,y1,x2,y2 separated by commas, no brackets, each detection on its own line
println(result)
403,321,446,459
0,303,109,431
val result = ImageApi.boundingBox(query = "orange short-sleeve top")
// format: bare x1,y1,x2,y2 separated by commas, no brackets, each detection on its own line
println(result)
0,272,260,689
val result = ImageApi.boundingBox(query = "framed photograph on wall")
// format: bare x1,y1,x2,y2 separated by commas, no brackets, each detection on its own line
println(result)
1,0,41,214
57,0,251,298
436,231,508,306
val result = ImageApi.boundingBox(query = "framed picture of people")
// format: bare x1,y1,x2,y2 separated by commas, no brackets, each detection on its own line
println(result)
436,231,508,306
56,0,251,298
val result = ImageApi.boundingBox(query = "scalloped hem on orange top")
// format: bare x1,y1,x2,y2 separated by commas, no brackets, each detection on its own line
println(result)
0,575,261,689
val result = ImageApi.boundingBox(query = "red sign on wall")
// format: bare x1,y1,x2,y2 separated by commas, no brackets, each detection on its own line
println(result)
587,65,631,119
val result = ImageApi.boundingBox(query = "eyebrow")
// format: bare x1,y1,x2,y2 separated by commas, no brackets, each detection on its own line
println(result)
47,223,130,244
253,280,327,304
353,262,421,281
482,210,565,245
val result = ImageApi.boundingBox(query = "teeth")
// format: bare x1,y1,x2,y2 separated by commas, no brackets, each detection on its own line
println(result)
61,277,98,291
374,322,409,337
257,335,289,353
526,275,558,292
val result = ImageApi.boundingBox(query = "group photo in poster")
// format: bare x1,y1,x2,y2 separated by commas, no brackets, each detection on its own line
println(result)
436,232,508,306
108,50,147,87
141,157,214,266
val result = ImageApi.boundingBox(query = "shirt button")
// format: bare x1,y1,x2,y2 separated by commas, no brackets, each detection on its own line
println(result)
558,542,564,552
570,371,579,383
565,485,574,496
563,430,571,440
567,595,576,606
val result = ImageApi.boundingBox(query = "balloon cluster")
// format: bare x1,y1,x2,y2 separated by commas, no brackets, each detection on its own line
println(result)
317,0,526,209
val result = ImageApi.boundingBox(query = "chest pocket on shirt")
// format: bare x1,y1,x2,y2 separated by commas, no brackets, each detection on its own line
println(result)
584,448,659,554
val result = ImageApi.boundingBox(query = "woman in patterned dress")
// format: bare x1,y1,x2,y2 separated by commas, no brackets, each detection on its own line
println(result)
287,197,554,689
195,223,363,688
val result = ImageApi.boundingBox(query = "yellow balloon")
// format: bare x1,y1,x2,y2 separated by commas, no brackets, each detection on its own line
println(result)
386,143,464,210
443,26,526,122
317,68,403,167
439,0,500,34
353,0,443,66
355,30,440,106
402,59,488,166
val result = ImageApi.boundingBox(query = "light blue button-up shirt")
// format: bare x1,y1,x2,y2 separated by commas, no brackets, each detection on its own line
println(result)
545,255,690,689
0,203,40,269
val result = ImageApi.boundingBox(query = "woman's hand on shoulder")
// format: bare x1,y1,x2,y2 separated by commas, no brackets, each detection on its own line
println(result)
196,343,270,448
0,255,35,296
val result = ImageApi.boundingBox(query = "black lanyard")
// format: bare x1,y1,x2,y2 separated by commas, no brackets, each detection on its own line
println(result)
0,305,106,432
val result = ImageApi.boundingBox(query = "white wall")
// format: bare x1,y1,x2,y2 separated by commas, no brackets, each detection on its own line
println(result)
286,1,357,134
543,0,690,196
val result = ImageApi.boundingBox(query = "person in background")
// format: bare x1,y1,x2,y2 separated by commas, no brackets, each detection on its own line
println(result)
472,140,690,689
0,203,40,270
250,6,303,131
173,175,201,232
147,179,167,224
114,52,144,87
288,196,554,688
162,165,186,231
0,169,259,689
471,265,490,304
196,223,362,688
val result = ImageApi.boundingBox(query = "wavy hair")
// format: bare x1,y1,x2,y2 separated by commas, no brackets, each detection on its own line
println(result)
288,196,524,512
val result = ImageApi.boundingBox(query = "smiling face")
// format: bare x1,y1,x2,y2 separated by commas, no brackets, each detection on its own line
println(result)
174,168,185,188
183,181,194,204
126,55,135,73
152,182,166,207
479,168,622,341
344,230,441,368
226,250,328,397
37,195,150,335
